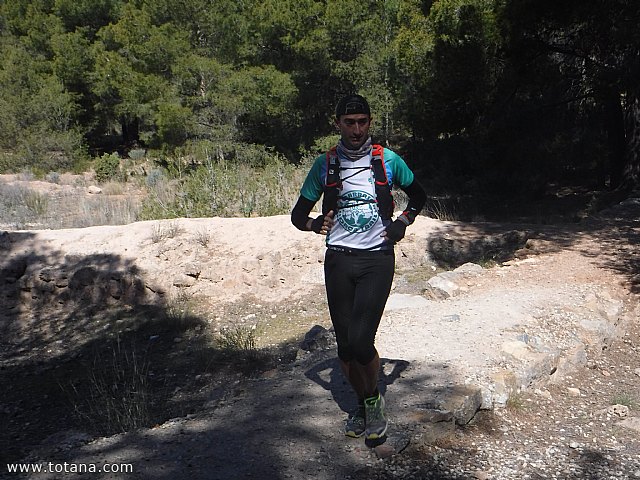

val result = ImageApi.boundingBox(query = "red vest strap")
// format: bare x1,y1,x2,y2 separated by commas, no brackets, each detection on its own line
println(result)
325,146,340,188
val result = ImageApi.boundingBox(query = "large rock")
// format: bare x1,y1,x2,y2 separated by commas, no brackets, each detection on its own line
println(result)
425,262,484,299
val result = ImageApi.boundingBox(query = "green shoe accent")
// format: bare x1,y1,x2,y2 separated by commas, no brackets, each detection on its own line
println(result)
364,393,388,440
345,406,366,438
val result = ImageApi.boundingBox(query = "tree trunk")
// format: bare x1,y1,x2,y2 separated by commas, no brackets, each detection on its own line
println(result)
600,87,627,189
121,117,140,147
622,95,640,191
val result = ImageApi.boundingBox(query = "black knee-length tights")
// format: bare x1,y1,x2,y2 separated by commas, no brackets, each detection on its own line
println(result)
324,248,395,365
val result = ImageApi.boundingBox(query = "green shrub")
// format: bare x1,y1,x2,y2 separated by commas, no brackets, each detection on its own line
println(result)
140,141,307,220
128,148,147,161
0,152,14,173
193,227,210,247
611,393,637,408
77,195,139,227
13,128,87,174
218,326,256,351
94,153,122,183
0,184,50,227
145,168,166,187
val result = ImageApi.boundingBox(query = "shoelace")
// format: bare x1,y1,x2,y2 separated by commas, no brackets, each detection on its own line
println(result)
365,398,383,421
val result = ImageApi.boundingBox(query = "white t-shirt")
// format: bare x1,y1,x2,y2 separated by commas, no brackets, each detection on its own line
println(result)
299,146,415,251
326,153,389,250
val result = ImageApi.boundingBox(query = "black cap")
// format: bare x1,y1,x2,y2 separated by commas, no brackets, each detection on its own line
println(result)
335,94,370,118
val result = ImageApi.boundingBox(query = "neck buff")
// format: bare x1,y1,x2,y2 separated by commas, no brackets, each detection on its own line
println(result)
336,137,372,161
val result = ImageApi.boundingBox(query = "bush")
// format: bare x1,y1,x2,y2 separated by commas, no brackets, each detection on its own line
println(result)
140,141,307,220
23,190,49,216
145,167,166,187
46,171,61,184
128,148,147,161
94,153,122,183
0,152,14,173
11,126,88,175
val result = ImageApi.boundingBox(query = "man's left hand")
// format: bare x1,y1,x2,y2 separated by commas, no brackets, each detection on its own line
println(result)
381,219,407,242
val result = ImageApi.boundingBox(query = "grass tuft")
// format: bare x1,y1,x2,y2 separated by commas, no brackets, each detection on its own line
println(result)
426,198,458,221
193,227,211,247
217,326,257,356
611,393,637,408
70,338,152,434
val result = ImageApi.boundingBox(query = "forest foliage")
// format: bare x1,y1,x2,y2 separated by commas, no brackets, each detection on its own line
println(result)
1,0,639,211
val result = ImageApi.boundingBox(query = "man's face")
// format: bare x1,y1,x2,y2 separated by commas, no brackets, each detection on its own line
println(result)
335,114,372,149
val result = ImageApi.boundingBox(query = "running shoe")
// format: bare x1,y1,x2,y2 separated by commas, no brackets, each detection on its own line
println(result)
345,405,366,438
364,393,388,440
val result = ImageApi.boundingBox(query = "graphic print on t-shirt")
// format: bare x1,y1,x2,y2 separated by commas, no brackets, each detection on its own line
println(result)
337,190,378,233
298,146,415,251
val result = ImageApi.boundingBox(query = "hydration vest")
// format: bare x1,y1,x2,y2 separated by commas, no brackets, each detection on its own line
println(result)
321,144,394,220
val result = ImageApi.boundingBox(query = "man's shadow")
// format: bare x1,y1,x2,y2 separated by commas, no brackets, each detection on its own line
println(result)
305,355,410,413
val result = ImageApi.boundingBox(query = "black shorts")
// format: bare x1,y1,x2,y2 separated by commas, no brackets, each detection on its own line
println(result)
323,248,395,364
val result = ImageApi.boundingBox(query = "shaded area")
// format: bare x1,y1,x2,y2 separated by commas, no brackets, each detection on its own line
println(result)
576,450,615,480
13,353,485,480
305,356,410,414
579,197,640,294
426,220,581,268
0,231,286,466
0,230,487,479
422,184,606,225
424,194,640,294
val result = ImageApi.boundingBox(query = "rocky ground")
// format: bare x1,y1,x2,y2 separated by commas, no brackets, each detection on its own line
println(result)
0,178,639,479
355,320,640,480
353,198,640,479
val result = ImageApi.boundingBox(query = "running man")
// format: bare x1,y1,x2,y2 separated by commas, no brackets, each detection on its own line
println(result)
291,94,426,440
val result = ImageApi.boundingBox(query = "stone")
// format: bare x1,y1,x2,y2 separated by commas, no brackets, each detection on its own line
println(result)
372,432,410,459
183,263,202,278
300,325,335,352
453,263,484,275
491,371,519,408
38,268,56,282
69,266,97,288
385,293,431,310
427,230,529,267
419,409,454,423
425,272,462,299
501,340,532,359
549,344,587,383
438,385,483,425
534,388,553,400
608,404,629,417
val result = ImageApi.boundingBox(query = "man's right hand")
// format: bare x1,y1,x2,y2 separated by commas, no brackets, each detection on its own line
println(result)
309,210,335,235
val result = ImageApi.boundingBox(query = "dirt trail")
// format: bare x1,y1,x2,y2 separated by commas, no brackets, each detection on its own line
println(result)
1,195,639,479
